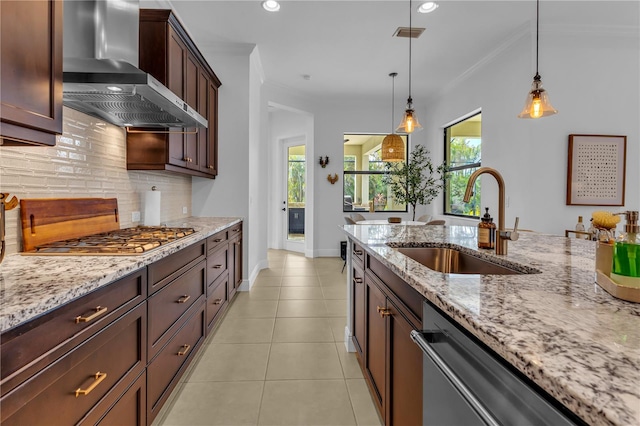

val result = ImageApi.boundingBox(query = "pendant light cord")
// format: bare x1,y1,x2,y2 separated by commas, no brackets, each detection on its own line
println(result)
535,0,539,76
390,73,396,132
408,0,412,101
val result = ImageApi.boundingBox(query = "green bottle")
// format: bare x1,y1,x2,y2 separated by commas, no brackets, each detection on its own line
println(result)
611,211,640,287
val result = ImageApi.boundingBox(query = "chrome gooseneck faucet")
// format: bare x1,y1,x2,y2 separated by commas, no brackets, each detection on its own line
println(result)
463,167,519,255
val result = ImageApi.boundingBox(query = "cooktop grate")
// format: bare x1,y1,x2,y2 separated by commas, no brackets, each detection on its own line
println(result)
27,226,196,255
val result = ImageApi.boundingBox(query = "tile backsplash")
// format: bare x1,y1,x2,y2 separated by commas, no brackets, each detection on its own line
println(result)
0,107,192,255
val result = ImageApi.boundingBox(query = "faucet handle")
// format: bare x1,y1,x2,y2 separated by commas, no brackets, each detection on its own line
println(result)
510,217,520,241
499,216,520,241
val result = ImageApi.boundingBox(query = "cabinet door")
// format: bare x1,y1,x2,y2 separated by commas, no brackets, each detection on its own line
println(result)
167,27,187,168
388,299,422,426
365,278,387,414
0,0,62,146
184,52,199,170
228,234,242,300
197,69,211,174
352,264,365,358
205,81,219,175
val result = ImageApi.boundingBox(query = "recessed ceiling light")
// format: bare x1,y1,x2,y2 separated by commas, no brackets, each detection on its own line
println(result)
106,86,123,92
262,1,280,12
418,2,439,14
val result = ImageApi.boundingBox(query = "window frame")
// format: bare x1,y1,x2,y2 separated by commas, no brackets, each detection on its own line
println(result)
443,113,482,219
343,134,409,213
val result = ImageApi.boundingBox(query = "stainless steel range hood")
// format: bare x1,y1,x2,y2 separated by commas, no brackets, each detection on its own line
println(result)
63,0,207,129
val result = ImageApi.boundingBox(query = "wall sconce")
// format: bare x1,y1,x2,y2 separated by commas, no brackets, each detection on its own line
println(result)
327,174,339,184
319,156,329,168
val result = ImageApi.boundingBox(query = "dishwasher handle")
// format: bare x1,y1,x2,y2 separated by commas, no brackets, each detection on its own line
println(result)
410,330,501,426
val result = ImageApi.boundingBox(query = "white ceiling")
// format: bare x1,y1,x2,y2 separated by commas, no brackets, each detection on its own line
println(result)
144,1,638,102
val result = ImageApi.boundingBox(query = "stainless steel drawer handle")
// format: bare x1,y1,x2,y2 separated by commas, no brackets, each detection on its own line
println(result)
212,264,223,269
410,330,500,426
75,306,108,323
212,298,223,305
75,372,107,397
177,344,191,356
353,249,363,255
354,277,363,284
212,238,223,242
177,295,191,304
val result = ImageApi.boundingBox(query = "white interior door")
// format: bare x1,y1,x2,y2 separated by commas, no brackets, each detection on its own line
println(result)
282,140,306,253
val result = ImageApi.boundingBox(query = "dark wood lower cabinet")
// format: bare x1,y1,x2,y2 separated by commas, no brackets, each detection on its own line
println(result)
352,263,365,357
352,244,423,426
365,278,387,414
0,222,242,425
147,299,205,424
1,303,147,425
94,371,147,426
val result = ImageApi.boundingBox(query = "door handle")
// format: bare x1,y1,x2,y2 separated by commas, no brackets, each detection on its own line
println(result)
282,208,286,211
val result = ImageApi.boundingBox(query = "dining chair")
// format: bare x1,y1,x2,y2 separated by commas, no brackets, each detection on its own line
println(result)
344,217,357,224
425,220,446,225
350,213,366,222
416,214,432,223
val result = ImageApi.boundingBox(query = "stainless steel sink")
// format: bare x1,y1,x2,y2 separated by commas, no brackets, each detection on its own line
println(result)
396,247,527,275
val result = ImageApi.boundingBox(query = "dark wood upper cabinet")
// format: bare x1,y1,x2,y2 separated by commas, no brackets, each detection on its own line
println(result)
0,0,63,147
126,9,221,179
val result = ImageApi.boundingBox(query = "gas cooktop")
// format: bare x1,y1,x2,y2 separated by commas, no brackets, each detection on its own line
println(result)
23,226,196,255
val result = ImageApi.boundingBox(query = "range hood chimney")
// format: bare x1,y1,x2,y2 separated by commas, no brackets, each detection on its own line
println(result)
63,0,207,129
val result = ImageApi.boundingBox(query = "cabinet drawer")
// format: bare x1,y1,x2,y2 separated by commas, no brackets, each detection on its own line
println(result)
207,244,229,285
147,300,205,422
206,273,229,331
1,303,146,425
148,260,205,360
352,241,365,266
93,371,146,426
228,223,242,238
1,269,146,396
207,229,228,254
367,255,423,326
148,241,205,295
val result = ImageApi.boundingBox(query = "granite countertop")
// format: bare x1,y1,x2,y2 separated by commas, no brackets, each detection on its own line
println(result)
0,217,242,333
343,224,640,426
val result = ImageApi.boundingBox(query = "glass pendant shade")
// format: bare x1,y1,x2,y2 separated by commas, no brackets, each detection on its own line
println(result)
396,105,422,133
381,134,405,162
517,74,557,119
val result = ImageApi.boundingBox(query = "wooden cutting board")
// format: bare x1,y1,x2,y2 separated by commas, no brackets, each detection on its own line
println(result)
20,198,120,252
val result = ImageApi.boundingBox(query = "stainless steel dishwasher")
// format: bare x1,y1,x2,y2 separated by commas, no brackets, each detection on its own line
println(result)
410,301,585,426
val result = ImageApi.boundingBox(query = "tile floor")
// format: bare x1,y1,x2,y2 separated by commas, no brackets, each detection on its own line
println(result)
155,250,383,426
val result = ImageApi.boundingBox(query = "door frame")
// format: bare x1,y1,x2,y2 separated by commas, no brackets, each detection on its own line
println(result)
282,136,307,253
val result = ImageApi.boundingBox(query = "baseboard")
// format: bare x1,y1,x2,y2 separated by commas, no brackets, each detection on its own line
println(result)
239,258,269,291
314,248,341,258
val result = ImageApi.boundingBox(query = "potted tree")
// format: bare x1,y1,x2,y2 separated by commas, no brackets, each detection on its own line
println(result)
383,144,447,221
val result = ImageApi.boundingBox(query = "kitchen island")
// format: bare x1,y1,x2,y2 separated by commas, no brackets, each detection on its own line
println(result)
343,223,640,426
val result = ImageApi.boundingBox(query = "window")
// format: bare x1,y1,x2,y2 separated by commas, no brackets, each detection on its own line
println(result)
343,134,408,212
443,113,482,217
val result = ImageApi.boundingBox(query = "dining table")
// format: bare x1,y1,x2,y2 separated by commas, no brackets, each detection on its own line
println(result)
354,220,427,225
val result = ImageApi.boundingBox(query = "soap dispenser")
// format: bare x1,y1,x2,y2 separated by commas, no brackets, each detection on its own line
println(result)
611,211,640,287
478,207,496,249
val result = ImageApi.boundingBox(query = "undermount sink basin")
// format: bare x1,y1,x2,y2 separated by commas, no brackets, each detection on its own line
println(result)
396,247,527,275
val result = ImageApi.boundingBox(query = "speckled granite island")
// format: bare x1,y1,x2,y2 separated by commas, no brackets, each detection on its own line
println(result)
0,217,242,332
343,224,640,426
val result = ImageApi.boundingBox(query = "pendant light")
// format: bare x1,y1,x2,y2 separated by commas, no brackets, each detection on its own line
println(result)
397,0,422,133
518,0,557,119
382,72,405,162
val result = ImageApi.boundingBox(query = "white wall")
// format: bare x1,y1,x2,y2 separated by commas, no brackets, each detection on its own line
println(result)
192,48,253,277
423,22,640,234
195,3,639,264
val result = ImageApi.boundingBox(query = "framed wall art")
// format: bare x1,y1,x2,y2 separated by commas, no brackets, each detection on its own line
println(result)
566,134,626,206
